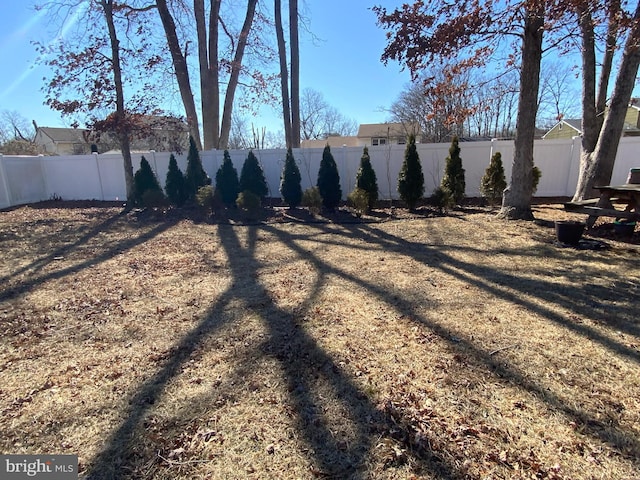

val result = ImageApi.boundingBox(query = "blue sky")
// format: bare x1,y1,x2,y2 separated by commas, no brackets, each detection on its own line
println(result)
0,1,411,131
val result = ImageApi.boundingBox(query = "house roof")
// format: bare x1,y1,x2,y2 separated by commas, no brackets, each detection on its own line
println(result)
300,136,360,148
560,119,582,131
541,119,582,139
37,127,89,143
357,122,419,138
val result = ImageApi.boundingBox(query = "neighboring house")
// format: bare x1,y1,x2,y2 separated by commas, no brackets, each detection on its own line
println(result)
34,127,91,155
541,119,583,140
95,115,190,153
356,122,418,146
300,136,360,149
301,122,420,148
129,115,190,152
543,99,640,139
34,116,190,155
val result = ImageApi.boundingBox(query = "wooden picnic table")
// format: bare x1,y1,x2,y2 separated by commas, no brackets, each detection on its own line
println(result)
564,183,640,228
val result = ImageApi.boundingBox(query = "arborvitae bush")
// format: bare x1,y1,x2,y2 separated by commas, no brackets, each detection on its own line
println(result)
236,189,261,211
441,135,465,205
480,151,507,205
397,134,424,210
356,146,378,210
215,150,240,207
532,165,542,194
239,150,269,200
134,156,164,206
348,188,369,217
185,136,210,200
280,148,303,208
165,153,188,207
302,186,322,215
317,145,342,211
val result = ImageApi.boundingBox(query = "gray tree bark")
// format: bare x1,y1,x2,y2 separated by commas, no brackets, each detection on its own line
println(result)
195,0,221,150
100,0,135,203
499,6,544,220
219,0,258,149
289,0,300,147
275,0,292,148
156,0,202,150
573,1,640,201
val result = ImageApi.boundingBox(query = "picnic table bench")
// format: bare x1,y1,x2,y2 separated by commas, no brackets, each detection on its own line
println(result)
564,183,640,228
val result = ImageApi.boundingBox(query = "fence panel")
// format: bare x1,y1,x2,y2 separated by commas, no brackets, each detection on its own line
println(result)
2,156,47,206
2,137,640,210
611,136,640,184
0,156,11,209
42,155,102,200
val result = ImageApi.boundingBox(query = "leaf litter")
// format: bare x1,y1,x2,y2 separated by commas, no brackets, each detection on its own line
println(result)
0,201,639,479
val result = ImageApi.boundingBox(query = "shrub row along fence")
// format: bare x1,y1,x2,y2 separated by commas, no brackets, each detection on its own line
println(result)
2,136,640,210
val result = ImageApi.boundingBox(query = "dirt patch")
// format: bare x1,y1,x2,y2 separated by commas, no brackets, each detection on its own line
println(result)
1,201,639,479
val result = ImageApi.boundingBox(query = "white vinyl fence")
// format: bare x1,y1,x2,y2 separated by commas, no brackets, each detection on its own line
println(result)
2,136,640,210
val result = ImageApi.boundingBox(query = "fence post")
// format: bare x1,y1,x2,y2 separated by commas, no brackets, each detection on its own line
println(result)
0,154,11,208
38,154,49,201
563,136,582,198
94,152,105,200
150,150,158,176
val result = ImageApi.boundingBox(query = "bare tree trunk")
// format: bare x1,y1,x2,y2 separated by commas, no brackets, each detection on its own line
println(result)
156,0,202,150
289,0,300,148
573,0,638,201
219,0,258,149
100,0,135,203
195,0,221,150
572,5,599,201
499,6,544,220
275,0,292,148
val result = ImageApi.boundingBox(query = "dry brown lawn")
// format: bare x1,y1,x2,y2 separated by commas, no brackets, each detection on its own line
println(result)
1,201,639,480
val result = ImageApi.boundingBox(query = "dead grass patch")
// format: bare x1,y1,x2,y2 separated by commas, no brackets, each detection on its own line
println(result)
1,201,639,479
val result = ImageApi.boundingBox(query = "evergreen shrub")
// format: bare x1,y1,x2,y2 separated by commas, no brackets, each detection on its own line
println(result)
185,136,210,200
142,189,168,209
348,188,369,217
441,135,465,204
302,187,322,215
165,153,188,207
397,134,424,210
237,190,261,212
280,148,303,208
430,186,453,213
317,145,342,211
480,151,507,205
195,185,217,212
240,150,269,200
532,165,542,194
215,150,240,207
356,146,378,210
134,156,164,206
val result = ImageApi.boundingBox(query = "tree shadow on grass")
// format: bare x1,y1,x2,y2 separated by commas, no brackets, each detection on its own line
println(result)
82,216,639,478
312,220,640,463
0,211,123,289
82,223,464,480
0,213,179,304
